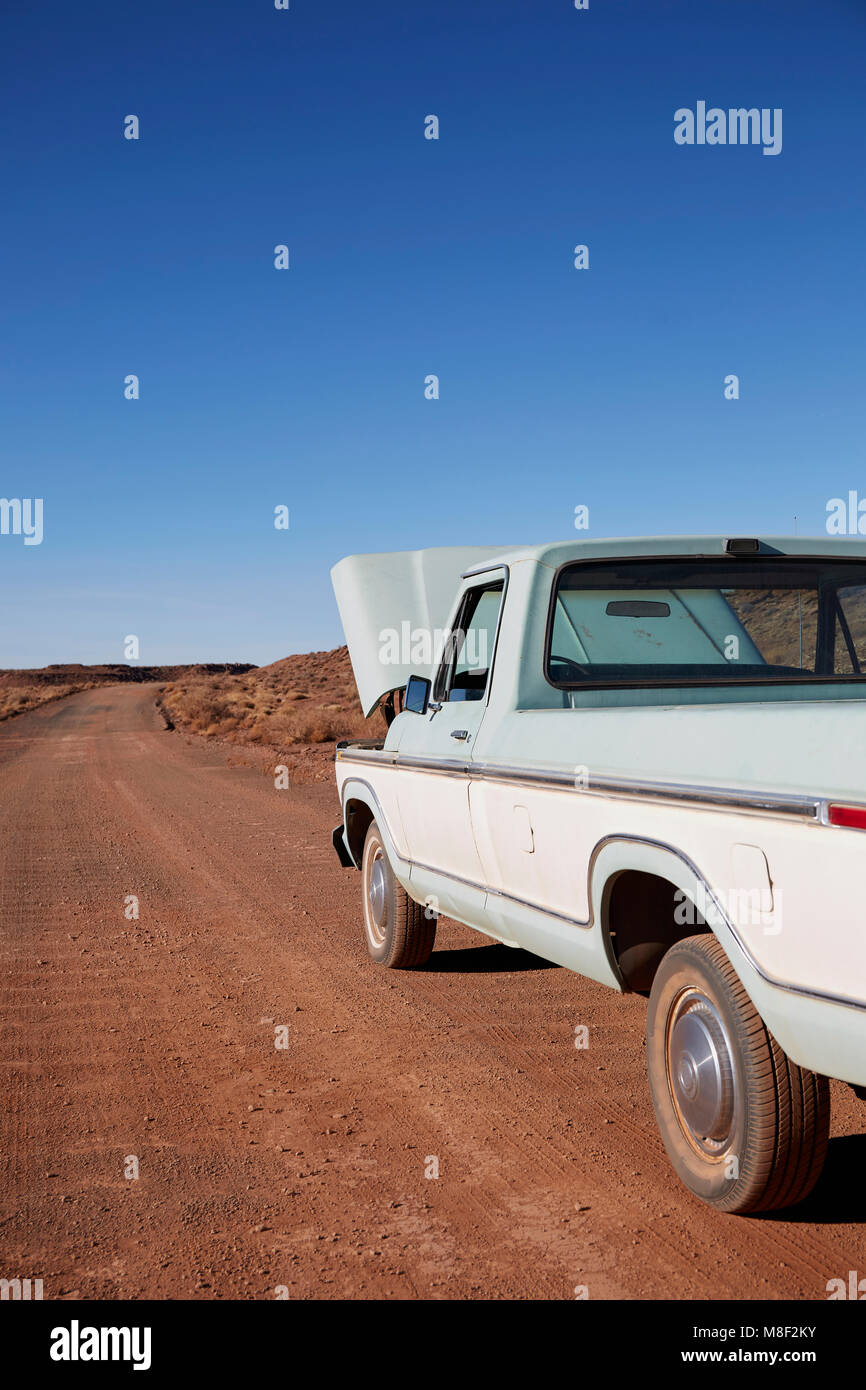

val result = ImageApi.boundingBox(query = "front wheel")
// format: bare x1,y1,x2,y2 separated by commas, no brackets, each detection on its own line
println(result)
360,821,436,968
646,934,830,1214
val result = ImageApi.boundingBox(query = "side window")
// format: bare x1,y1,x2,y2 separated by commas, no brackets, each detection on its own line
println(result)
434,580,504,703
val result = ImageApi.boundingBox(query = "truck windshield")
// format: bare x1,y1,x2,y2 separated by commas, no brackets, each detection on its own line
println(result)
546,557,866,689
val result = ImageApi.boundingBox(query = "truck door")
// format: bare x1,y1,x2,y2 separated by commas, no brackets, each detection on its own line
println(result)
394,573,505,890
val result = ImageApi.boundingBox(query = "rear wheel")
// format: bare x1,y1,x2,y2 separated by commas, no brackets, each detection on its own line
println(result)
646,934,830,1213
360,821,436,968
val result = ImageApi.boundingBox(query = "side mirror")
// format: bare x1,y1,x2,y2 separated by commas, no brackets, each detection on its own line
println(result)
404,674,431,715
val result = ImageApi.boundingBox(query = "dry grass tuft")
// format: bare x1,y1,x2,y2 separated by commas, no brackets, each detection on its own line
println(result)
0,683,93,721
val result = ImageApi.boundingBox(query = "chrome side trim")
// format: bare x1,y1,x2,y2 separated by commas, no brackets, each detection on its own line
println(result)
397,754,469,776
337,748,825,821
338,748,399,766
411,859,489,898
473,764,822,818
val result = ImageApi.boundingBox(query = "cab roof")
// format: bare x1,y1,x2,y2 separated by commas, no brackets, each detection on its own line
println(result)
462,534,866,576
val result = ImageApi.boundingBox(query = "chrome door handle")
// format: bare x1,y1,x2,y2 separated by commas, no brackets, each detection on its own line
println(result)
451,729,470,741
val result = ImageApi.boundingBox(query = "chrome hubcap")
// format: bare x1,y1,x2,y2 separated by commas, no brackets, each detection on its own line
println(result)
667,990,735,1153
367,851,387,945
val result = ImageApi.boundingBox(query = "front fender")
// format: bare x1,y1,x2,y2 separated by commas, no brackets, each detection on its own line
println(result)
338,776,413,892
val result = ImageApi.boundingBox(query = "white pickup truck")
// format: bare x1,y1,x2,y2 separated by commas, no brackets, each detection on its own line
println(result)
331,536,866,1214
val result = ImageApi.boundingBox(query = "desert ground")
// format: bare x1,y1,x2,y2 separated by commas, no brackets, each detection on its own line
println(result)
1,683,865,1300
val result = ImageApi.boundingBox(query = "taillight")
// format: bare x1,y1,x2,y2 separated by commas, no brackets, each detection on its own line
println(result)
828,804,866,830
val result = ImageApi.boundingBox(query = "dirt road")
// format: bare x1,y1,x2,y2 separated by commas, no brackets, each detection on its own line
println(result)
1,685,864,1300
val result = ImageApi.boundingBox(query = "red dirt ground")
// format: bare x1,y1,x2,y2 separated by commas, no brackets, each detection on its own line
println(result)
1,685,865,1300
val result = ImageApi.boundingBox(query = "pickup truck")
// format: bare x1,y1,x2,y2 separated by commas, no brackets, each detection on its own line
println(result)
331,536,866,1214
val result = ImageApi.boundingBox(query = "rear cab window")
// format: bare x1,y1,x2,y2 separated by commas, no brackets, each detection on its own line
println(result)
545,557,866,696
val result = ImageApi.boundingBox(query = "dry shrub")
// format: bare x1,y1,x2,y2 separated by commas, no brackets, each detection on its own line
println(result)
159,650,381,751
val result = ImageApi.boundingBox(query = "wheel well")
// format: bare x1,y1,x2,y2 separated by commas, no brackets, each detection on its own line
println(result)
604,870,710,994
344,798,375,867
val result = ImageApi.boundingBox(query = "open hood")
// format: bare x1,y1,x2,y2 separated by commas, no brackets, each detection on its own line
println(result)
331,546,508,716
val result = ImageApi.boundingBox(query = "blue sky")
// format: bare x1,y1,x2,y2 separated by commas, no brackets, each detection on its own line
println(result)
2,0,865,666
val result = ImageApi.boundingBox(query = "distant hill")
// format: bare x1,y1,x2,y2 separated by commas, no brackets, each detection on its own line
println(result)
0,662,255,689
0,662,256,721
